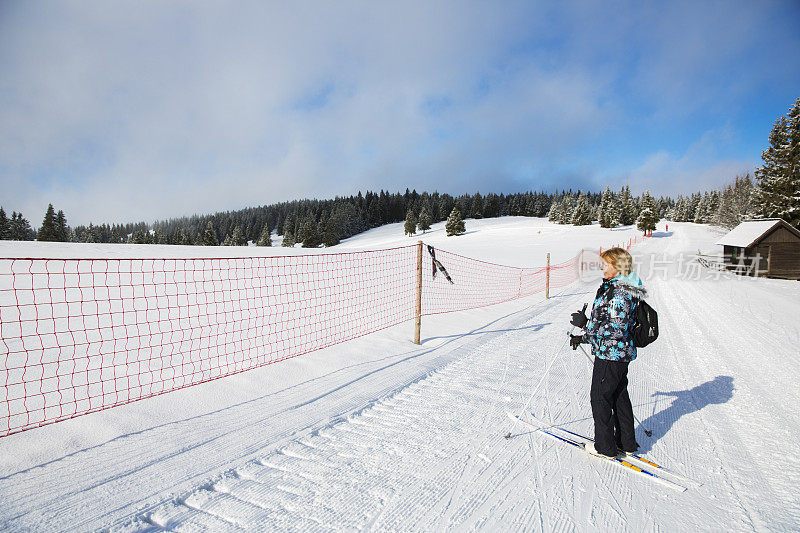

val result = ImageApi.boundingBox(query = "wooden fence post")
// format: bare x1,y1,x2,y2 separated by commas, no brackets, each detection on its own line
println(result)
546,252,550,299
414,240,423,345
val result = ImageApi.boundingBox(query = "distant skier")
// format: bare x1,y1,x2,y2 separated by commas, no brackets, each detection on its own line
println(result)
569,248,646,458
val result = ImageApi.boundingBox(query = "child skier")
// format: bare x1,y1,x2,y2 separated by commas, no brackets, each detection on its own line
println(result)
569,248,646,458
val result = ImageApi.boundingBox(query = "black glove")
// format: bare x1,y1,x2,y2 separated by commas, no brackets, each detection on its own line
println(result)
570,309,588,328
569,334,584,350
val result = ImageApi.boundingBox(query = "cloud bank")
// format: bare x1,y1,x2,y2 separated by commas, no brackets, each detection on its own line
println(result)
1,1,798,225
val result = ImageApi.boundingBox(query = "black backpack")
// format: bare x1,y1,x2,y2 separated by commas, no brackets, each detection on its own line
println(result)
631,299,659,348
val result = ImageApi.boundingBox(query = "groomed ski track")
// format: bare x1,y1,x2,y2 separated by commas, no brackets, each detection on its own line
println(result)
2,222,799,531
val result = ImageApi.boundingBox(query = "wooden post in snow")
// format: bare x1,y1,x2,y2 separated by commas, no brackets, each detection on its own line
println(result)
414,240,423,345
546,252,551,299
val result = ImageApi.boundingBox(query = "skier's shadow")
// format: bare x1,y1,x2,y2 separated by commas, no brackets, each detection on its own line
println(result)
637,375,733,454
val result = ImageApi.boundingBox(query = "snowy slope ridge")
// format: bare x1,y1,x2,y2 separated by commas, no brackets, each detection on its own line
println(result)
1,219,799,531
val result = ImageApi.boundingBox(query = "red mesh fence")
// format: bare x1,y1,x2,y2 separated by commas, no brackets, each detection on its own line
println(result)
600,233,643,254
422,249,580,315
0,248,418,437
0,245,581,438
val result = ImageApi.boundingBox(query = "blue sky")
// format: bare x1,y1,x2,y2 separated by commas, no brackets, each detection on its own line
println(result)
1,1,799,226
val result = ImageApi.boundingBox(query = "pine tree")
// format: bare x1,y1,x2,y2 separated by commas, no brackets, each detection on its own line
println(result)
295,212,310,244
533,195,547,217
172,228,183,245
282,230,295,247
37,204,58,241
682,196,692,222
484,194,500,218
598,186,614,228
733,174,754,223
132,230,150,244
571,192,592,225
445,207,466,236
0,207,8,240
322,213,342,247
257,223,272,246
203,221,218,246
559,195,574,225
11,212,28,240
714,187,735,228
609,195,622,226
230,225,247,246
55,209,69,242
686,193,700,222
636,190,659,234
672,197,683,222
618,186,635,225
79,225,95,243
636,208,656,234
367,197,384,227
301,217,320,248
282,214,296,247
404,209,417,236
694,194,709,223
417,206,432,233
471,193,483,219
548,197,562,222
707,191,720,222
752,98,800,228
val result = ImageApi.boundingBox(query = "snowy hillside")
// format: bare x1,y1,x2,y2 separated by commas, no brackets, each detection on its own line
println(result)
1,218,799,531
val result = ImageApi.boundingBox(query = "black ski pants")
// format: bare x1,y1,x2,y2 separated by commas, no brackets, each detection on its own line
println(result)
590,357,638,456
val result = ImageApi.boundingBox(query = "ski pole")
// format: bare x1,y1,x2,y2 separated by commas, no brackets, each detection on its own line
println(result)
504,304,587,440
575,343,653,437
504,335,569,439
503,307,584,439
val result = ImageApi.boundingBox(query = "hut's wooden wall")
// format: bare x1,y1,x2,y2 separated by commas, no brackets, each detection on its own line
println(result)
761,226,800,279
761,226,800,244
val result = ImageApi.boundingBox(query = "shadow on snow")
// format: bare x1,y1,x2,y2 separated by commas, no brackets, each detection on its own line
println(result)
636,375,734,453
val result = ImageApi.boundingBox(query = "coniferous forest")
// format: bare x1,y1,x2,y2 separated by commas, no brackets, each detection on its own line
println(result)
1,97,797,247
0,182,756,247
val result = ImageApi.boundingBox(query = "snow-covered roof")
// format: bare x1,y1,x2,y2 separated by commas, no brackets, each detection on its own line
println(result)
715,219,784,247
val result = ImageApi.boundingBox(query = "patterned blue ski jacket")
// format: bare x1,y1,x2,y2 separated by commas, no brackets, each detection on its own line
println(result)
584,272,647,362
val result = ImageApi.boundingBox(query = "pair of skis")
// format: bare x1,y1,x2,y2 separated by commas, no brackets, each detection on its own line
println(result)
506,412,697,492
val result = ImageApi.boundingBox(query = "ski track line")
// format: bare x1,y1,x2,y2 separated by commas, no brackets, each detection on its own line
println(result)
656,283,757,530
121,287,589,531
2,297,553,531
465,376,566,529
539,360,584,531
639,232,761,530
659,275,798,529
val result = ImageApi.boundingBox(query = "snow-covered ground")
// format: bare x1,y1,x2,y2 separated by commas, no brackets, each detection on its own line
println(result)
1,218,799,531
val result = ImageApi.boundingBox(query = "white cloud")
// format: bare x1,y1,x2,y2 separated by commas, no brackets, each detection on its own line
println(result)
623,127,756,197
0,1,796,225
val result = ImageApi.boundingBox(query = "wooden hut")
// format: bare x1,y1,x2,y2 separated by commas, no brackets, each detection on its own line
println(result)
716,219,800,279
